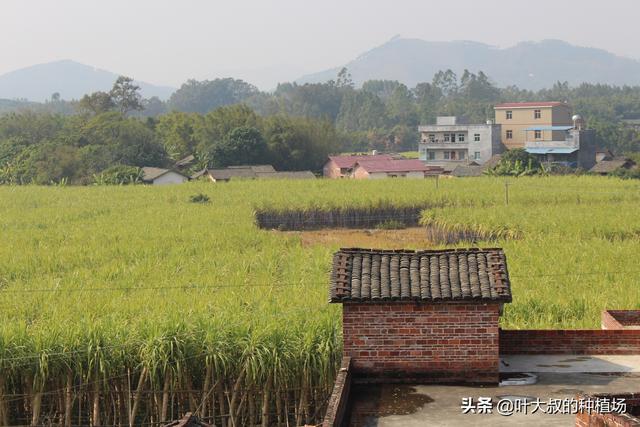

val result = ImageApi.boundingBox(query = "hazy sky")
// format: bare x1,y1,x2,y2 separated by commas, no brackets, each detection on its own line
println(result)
2,0,639,89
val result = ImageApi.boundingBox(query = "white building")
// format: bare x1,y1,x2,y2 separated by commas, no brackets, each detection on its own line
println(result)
418,116,504,166
141,167,189,185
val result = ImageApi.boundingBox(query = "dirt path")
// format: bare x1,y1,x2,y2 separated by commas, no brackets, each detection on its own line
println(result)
277,227,430,249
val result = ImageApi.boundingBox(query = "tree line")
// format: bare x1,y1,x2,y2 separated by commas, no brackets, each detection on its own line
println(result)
1,68,640,184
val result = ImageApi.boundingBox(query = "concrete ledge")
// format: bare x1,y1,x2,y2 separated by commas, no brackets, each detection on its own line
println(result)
323,357,352,427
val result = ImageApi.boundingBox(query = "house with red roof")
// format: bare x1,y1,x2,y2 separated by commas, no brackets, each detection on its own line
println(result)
352,158,443,179
323,154,394,178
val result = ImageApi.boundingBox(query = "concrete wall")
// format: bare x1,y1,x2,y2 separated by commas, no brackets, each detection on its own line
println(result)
343,303,501,384
153,172,188,185
575,129,597,170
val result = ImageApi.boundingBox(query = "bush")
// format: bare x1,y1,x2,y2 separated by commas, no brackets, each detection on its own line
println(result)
93,165,142,185
189,193,210,203
611,167,640,179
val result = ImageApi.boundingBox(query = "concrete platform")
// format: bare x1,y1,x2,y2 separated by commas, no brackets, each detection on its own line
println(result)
346,355,640,426
501,354,640,373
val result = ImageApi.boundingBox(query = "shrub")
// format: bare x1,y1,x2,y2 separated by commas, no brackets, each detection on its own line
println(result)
94,165,143,185
189,193,210,203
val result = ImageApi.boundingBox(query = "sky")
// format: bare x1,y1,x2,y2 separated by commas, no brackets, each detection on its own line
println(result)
1,0,639,90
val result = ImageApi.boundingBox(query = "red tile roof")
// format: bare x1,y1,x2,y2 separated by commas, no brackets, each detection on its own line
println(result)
328,154,394,169
354,159,436,173
494,101,568,108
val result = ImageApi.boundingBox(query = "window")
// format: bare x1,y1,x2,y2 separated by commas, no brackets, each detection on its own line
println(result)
474,151,481,160
506,130,513,139
459,151,466,160
444,134,450,142
428,151,435,160
457,133,465,142
451,151,457,160
474,133,480,142
535,130,542,139
443,151,450,160
534,109,541,119
506,110,513,120
428,134,435,143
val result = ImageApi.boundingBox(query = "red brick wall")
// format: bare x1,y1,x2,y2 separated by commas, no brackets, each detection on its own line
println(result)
575,393,640,427
500,329,640,355
342,302,501,384
603,310,640,330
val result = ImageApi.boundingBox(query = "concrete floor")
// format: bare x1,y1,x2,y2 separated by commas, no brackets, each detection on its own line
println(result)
347,356,640,426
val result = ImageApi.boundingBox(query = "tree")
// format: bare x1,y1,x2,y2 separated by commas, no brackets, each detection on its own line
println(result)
110,76,143,115
209,126,267,167
432,69,459,97
335,67,354,89
156,112,201,160
168,78,258,114
77,92,115,115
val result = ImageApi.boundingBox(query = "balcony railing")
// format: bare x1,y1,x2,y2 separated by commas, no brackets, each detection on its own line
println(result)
524,139,578,149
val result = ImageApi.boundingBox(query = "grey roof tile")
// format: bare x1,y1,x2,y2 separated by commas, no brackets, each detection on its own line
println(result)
329,248,511,303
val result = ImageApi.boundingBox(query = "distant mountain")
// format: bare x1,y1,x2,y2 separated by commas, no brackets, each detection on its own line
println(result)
0,60,175,102
297,39,640,90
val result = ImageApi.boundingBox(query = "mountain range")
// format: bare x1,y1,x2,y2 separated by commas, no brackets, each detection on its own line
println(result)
0,60,175,102
297,38,640,90
3,39,640,103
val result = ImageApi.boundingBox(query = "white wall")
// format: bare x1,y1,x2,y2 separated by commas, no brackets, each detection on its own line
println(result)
153,172,188,185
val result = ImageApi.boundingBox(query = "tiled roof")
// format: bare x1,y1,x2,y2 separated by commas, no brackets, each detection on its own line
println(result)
328,154,394,169
354,159,438,173
589,158,636,174
329,248,511,303
494,101,567,109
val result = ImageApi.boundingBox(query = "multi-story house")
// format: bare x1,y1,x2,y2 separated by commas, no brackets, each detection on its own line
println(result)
418,116,504,166
494,102,572,149
521,114,596,169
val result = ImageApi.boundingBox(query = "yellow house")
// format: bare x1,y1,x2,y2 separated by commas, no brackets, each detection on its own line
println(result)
494,102,572,149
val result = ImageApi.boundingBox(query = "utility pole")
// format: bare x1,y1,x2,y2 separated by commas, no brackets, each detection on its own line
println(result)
505,181,509,206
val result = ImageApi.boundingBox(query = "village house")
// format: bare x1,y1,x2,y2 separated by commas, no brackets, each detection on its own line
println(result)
418,116,504,166
141,167,189,185
492,102,597,169
323,154,395,178
494,101,573,149
351,158,442,179
589,157,637,175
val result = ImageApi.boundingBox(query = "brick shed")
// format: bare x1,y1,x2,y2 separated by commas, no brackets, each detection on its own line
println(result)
330,247,512,384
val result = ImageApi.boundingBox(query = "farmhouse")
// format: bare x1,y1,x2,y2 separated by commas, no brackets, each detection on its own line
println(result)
590,157,637,175
323,154,395,178
352,159,443,179
141,167,189,185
